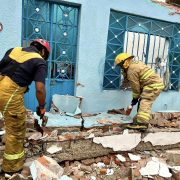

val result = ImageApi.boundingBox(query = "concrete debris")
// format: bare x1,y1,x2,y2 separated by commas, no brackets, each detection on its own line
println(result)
96,162,106,168
106,168,114,175
116,154,126,162
26,109,35,124
159,162,172,178
93,133,141,151
170,166,180,172
90,176,96,180
47,145,62,154
151,112,180,128
0,130,5,136
166,149,180,165
74,113,99,119
85,133,95,139
128,153,141,161
30,155,64,180
107,108,127,115
143,132,180,146
51,94,82,116
97,119,118,125
28,132,42,140
0,108,180,179
140,157,172,178
0,148,180,179
60,175,72,180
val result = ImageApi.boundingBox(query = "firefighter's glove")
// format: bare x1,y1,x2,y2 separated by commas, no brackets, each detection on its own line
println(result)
36,106,46,119
131,98,139,106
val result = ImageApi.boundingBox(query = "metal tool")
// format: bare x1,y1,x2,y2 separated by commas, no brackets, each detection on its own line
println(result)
34,119,44,135
80,114,85,131
41,115,48,127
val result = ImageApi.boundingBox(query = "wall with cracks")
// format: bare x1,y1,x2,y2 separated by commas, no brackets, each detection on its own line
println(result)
23,129,180,162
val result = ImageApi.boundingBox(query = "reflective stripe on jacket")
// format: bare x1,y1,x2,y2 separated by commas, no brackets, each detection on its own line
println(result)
127,60,164,98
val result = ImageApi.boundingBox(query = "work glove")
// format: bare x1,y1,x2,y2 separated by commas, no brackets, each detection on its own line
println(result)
131,98,139,106
36,106,46,119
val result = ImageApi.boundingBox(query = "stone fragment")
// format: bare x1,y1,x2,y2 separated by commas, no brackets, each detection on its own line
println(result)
166,149,180,165
81,158,95,165
80,165,92,173
21,166,31,178
95,157,101,163
99,168,107,175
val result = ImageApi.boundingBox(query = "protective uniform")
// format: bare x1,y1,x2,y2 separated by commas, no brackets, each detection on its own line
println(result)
115,53,164,125
0,45,47,172
127,60,164,124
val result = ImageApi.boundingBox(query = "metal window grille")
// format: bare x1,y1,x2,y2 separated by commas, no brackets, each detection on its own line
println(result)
22,0,79,81
103,10,180,90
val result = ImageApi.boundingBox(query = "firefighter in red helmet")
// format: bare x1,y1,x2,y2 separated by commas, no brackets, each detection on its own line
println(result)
0,38,50,174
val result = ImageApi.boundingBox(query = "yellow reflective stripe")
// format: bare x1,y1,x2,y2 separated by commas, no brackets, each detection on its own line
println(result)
138,111,150,117
9,47,42,63
2,86,20,116
149,82,164,88
140,69,154,80
144,86,154,91
138,112,150,120
137,114,150,121
4,150,25,160
133,92,140,98
137,119,149,123
144,82,164,91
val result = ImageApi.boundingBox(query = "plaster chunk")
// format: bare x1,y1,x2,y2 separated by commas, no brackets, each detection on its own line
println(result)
93,133,141,151
143,132,180,146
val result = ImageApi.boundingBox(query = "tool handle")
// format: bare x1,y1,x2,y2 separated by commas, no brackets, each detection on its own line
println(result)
41,116,48,127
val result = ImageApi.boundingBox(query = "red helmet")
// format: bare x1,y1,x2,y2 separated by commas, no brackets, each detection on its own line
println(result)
31,38,50,59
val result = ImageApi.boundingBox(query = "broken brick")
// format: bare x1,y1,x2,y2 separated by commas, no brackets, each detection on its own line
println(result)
102,156,110,165
99,168,107,175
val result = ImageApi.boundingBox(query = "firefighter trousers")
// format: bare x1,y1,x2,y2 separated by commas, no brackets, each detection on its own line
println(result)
0,76,27,173
136,88,162,124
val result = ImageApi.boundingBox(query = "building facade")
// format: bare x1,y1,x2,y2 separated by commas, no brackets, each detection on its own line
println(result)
0,0,180,113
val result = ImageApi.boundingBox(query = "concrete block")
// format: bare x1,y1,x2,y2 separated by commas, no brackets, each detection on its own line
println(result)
166,149,180,165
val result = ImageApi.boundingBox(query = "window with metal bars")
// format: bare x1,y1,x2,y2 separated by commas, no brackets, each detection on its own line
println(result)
103,10,180,90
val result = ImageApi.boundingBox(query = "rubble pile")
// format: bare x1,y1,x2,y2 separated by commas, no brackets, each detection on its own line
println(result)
0,109,180,179
151,112,180,128
2,149,179,179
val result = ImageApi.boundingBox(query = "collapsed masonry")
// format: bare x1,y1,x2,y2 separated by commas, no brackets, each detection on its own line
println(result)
0,95,180,179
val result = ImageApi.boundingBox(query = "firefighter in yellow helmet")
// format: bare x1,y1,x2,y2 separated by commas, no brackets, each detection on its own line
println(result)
0,39,50,175
115,53,164,129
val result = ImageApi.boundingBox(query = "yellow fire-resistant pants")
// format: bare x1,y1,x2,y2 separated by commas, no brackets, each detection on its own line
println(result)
136,88,162,124
0,76,27,173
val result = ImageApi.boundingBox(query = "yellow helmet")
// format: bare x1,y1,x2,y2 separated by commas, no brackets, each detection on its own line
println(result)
115,53,134,69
